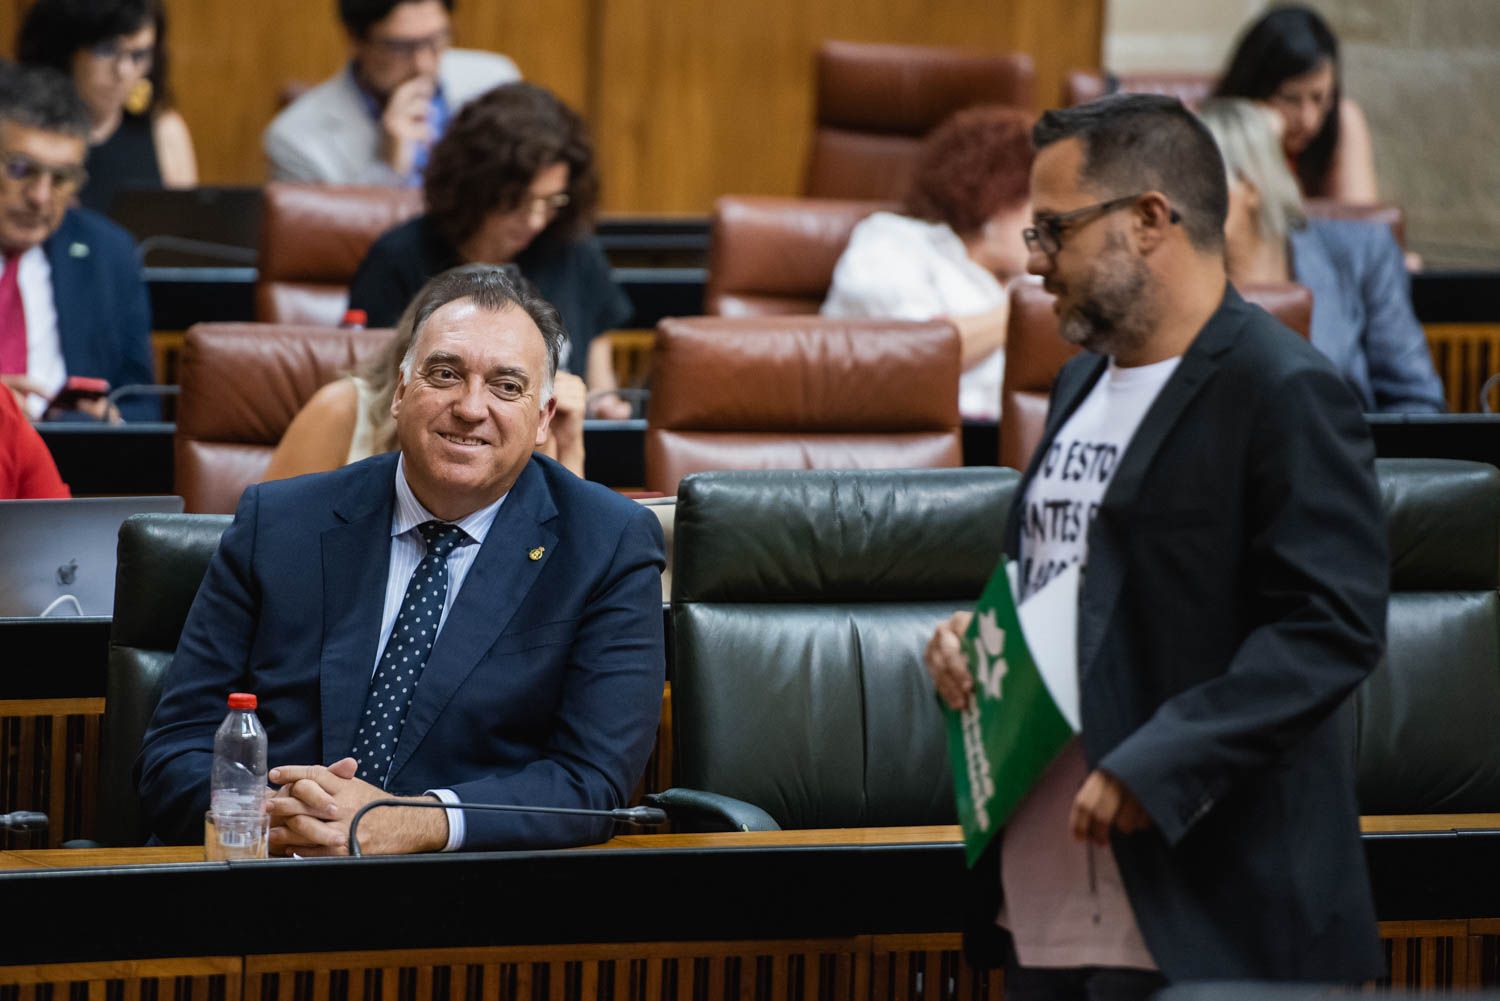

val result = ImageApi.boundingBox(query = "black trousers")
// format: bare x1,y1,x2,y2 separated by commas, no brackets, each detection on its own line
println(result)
1002,936,1168,1001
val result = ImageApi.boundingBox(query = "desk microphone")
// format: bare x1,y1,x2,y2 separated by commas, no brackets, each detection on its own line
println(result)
347,800,667,856
0,811,48,832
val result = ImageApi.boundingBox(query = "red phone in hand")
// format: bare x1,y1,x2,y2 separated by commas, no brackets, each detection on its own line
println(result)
48,376,110,411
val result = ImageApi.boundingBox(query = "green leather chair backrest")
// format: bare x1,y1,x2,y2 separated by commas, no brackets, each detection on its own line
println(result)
670,467,1019,829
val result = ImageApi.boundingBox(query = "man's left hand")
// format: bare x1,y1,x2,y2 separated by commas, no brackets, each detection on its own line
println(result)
1070,769,1153,845
267,757,448,856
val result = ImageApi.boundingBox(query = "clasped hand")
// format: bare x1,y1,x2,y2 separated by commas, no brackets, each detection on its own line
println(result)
267,757,446,856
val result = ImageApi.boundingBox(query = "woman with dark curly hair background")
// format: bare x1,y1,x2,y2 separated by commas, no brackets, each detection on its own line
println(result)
821,105,1034,421
17,0,197,214
349,82,632,416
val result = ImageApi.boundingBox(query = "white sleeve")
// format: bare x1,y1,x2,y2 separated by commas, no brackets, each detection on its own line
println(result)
425,788,466,851
821,217,947,321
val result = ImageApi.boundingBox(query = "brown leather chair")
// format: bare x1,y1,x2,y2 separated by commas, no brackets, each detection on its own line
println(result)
805,40,1034,201
645,316,963,495
1063,70,1217,109
1303,199,1406,249
705,195,894,317
998,281,1314,471
175,323,397,513
256,183,424,325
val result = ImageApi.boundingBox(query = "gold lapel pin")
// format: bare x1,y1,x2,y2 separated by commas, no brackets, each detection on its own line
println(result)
528,546,545,561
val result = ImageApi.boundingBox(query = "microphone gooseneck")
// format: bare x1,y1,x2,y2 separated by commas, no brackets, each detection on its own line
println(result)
346,799,667,857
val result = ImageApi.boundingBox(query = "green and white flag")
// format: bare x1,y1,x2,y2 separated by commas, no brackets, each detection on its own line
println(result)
943,560,1081,867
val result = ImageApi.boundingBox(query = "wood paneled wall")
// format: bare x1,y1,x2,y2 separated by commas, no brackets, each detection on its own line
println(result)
4,0,1102,212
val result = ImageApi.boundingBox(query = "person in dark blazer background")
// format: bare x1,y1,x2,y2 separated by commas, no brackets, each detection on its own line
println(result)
137,264,665,855
0,63,156,422
925,94,1386,991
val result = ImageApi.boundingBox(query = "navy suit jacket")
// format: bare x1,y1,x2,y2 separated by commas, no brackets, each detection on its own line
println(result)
965,287,1386,981
136,452,666,849
44,208,158,421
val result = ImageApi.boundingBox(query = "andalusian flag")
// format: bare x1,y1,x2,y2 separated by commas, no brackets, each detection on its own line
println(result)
944,561,1081,866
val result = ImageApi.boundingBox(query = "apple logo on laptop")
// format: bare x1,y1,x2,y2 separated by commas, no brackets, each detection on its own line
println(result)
56,560,78,586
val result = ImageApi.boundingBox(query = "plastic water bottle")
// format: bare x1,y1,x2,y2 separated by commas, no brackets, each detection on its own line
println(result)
211,692,267,816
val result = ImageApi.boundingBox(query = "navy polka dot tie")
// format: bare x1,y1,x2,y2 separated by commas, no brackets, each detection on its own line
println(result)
353,520,469,787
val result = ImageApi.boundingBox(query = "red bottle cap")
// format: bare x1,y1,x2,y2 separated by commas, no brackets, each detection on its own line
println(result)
227,693,257,710
341,308,368,328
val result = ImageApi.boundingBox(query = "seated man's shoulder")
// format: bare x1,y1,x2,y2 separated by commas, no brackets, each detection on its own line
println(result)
254,452,395,514
266,70,356,136
442,49,522,105
53,207,139,260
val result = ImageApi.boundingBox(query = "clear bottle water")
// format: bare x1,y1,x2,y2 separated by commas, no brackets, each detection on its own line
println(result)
211,692,267,816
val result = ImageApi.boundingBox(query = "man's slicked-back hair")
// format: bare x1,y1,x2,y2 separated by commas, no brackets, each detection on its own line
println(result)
0,63,91,139
338,0,454,38
398,263,567,403
1032,93,1228,253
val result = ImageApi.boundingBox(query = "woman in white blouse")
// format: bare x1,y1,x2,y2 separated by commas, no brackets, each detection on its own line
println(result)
822,106,1035,421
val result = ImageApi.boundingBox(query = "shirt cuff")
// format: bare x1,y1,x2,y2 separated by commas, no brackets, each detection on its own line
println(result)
425,788,465,852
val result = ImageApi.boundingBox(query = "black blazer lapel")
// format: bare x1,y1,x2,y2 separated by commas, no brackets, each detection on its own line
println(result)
387,460,560,782
1077,286,1247,681
319,455,399,765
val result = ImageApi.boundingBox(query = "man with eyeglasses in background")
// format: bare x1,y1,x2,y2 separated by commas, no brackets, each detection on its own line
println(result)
0,63,156,422
264,0,519,185
925,94,1387,991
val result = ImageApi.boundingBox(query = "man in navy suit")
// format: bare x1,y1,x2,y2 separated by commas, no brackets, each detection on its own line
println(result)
137,264,665,855
0,64,156,422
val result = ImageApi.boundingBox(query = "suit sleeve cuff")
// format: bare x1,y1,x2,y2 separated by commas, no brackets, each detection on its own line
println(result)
426,788,465,852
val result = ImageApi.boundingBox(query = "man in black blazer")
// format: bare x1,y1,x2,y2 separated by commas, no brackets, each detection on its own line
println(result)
926,94,1386,991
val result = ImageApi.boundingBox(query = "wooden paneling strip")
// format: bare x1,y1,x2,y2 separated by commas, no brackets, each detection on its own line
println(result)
0,698,105,849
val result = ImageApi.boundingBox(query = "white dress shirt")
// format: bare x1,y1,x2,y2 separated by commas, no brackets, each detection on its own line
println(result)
1,247,67,419
376,455,508,851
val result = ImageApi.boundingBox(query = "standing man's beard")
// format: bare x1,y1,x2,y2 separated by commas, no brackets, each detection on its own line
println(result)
1058,233,1156,359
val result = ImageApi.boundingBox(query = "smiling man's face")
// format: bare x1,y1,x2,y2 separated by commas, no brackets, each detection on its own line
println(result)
391,297,555,520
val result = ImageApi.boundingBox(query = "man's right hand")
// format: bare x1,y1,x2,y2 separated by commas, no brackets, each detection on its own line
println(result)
925,610,975,710
378,75,437,178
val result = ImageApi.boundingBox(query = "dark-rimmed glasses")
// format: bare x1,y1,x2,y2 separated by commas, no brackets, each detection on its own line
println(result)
370,28,451,60
87,39,154,69
0,152,88,196
1023,193,1178,256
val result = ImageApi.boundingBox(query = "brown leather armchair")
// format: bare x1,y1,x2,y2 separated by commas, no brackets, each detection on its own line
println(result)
645,316,963,495
705,195,894,317
256,183,424,325
175,323,397,513
1063,70,1217,109
806,40,1034,201
998,281,1314,471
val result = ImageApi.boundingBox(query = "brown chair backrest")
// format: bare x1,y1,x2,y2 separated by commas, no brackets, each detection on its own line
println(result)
1303,199,1406,249
998,281,1314,471
256,183,424,326
705,195,894,317
805,40,1034,201
175,323,398,513
1063,69,1217,109
645,316,963,495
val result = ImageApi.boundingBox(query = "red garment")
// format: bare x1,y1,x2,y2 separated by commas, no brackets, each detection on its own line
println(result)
0,386,69,499
0,251,26,375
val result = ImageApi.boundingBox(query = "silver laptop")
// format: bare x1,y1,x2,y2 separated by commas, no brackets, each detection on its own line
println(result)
0,497,185,618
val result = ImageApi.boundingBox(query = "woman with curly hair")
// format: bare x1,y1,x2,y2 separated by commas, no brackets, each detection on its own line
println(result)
821,105,1034,421
17,0,196,214
349,82,631,417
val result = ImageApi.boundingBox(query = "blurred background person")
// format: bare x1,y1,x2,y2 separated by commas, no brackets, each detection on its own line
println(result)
1199,98,1442,414
821,106,1034,422
0,63,156,422
0,377,69,497
17,0,197,215
263,267,587,483
349,82,632,417
264,0,519,185
1214,4,1377,203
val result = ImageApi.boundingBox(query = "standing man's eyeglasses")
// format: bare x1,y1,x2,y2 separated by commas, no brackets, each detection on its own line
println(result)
1023,193,1180,256
0,152,88,196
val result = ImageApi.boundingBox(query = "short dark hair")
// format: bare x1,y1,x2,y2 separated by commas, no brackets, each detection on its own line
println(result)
338,0,454,38
905,105,1035,238
0,63,92,139
400,263,568,397
1214,4,1341,197
17,0,173,114
1033,93,1228,253
423,82,598,251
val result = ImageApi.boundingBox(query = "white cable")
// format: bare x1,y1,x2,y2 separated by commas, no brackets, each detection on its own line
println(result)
39,594,84,617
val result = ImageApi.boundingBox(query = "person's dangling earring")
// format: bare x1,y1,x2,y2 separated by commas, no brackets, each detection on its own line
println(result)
125,78,153,116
